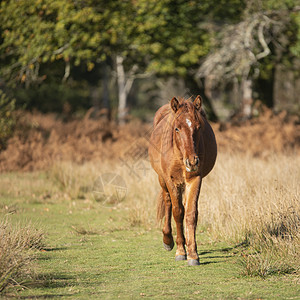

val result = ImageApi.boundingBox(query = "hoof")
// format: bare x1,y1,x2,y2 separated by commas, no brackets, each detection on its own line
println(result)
175,255,187,261
163,241,174,251
188,259,200,266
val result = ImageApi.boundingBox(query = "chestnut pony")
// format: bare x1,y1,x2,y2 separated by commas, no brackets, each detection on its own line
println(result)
148,96,217,266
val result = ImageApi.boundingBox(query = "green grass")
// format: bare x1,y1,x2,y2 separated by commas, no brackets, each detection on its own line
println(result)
0,171,299,299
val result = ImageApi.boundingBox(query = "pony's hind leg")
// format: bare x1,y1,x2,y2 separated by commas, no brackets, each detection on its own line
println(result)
158,177,174,251
162,189,174,251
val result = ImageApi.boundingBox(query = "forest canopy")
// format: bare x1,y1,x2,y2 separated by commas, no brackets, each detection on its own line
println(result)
0,0,299,121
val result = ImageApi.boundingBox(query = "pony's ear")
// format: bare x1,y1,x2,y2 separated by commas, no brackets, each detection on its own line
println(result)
170,97,179,113
194,95,202,110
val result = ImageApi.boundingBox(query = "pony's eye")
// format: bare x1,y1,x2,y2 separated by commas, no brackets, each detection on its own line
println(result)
175,127,180,132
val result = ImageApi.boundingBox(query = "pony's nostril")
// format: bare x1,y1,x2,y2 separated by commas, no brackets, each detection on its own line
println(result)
186,157,199,169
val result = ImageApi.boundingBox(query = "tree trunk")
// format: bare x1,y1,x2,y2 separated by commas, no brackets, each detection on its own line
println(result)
101,62,111,121
116,55,127,125
241,78,253,119
273,62,300,113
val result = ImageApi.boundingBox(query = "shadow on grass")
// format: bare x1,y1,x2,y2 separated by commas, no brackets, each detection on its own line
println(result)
199,241,247,256
198,242,247,265
4,274,77,299
200,261,219,265
198,250,213,255
198,254,232,265
29,273,76,289
42,247,69,251
12,293,74,299
37,247,69,261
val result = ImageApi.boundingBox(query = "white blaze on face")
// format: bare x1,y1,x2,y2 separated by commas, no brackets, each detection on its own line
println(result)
186,118,192,128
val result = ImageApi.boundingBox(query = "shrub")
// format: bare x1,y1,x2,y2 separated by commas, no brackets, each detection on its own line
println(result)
200,153,300,277
0,219,44,293
0,90,16,150
241,209,300,277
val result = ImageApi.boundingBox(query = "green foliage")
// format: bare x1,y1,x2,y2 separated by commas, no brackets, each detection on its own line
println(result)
0,0,247,82
15,81,90,113
0,90,16,149
130,0,212,75
1,0,298,79
0,0,299,114
0,0,109,83
290,9,300,57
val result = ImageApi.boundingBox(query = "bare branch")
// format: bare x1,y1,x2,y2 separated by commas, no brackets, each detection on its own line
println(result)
256,20,271,60
53,43,70,55
244,19,259,49
196,9,288,87
62,60,70,82
124,64,153,95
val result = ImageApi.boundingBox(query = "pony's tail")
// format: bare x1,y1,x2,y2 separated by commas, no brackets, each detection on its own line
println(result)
156,190,165,223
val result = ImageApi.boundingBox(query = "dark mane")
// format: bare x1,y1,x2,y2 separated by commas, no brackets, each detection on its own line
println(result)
174,97,206,118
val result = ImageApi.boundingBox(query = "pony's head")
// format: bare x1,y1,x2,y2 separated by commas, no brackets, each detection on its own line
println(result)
170,95,205,172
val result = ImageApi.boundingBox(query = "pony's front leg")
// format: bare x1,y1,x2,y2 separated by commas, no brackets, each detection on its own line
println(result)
185,176,202,266
167,183,186,261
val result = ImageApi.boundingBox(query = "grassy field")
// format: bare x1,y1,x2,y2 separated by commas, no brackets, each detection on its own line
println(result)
0,153,299,298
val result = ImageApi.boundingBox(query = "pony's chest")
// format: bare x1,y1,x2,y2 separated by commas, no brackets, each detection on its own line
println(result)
169,162,185,185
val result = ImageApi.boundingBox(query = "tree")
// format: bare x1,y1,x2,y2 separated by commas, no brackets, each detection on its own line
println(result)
0,0,213,121
0,0,152,122
0,0,135,121
127,0,247,120
1,0,299,121
0,0,108,85
196,0,300,118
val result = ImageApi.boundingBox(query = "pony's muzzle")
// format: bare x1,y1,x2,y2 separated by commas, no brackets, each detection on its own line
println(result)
185,156,199,172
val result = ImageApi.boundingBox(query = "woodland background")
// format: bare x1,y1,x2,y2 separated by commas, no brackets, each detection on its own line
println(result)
0,0,299,129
